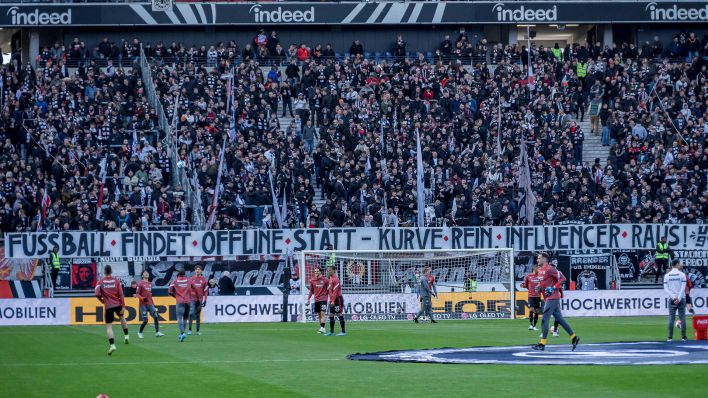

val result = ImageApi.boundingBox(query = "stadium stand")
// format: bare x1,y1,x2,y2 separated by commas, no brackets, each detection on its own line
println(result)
1,29,706,232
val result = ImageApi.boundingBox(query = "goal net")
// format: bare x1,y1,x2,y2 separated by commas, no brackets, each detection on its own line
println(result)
298,249,514,322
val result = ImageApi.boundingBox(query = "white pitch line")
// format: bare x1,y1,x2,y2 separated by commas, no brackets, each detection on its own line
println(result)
0,358,344,367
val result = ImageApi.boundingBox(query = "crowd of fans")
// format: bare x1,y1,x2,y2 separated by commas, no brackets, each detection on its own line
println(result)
0,29,706,233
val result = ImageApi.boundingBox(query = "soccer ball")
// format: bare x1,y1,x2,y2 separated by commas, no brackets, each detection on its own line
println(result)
97,394,109,398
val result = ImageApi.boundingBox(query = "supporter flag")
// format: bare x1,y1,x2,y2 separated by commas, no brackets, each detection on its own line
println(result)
415,128,425,227
280,189,287,228
365,155,371,174
229,104,236,142
228,74,236,142
36,189,51,232
527,26,535,94
206,136,227,229
267,169,284,228
517,138,537,225
496,91,502,158
380,120,385,152
131,130,138,157
95,158,107,221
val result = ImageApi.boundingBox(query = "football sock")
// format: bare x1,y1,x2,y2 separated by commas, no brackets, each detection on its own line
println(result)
329,317,335,333
320,322,325,328
154,318,160,332
109,338,114,345
123,328,129,336
529,314,534,325
540,339,547,345
338,316,346,333
139,321,147,333
570,333,577,340
532,313,538,326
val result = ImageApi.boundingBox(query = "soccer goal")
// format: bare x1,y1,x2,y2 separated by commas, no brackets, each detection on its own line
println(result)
299,249,515,322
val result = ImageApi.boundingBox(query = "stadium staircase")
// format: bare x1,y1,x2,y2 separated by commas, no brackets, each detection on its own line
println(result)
577,113,610,166
277,108,326,220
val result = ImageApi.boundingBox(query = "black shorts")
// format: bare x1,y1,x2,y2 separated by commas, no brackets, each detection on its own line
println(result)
105,306,123,324
313,301,328,314
528,297,542,310
330,296,344,314
686,295,692,305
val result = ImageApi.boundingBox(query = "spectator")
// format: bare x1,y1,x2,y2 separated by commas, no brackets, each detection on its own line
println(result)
218,271,236,296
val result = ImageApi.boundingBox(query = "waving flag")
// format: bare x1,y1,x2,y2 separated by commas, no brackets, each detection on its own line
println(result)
517,138,537,225
95,157,107,221
527,26,535,94
415,128,425,227
206,136,227,229
268,169,284,228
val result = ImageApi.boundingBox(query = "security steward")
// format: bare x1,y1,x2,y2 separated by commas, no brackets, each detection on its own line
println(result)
49,245,61,290
655,236,670,283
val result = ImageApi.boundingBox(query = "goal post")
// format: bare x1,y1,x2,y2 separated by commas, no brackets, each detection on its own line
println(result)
298,249,515,322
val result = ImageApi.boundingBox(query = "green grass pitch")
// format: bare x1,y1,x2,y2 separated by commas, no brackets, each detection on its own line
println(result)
1,317,707,397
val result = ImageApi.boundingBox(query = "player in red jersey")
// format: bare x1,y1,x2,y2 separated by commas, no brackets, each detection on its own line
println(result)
136,270,164,339
676,263,695,329
306,267,329,334
427,272,438,298
326,265,346,336
168,268,192,342
533,253,579,351
188,265,208,336
521,263,542,331
94,265,129,355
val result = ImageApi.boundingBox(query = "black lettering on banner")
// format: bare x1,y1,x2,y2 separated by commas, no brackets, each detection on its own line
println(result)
271,229,283,253
542,226,555,250
451,228,462,249
511,227,523,250
166,233,177,256
293,230,306,251
631,224,643,248
203,231,215,255
570,226,583,249
596,225,607,248
122,232,133,257
453,300,485,313
75,306,102,323
62,233,76,256
431,228,443,249
609,225,620,247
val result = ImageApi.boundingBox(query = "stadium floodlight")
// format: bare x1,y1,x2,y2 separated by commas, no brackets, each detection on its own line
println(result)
299,249,515,322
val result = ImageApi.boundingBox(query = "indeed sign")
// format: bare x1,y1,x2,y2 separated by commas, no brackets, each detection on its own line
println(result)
249,5,315,23
6,7,72,25
645,3,708,21
492,3,558,22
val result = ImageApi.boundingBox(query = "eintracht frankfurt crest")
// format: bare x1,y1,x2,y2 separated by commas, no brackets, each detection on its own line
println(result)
152,0,173,13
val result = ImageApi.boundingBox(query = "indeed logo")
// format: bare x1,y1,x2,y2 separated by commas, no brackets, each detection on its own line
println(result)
645,2,708,21
492,2,557,22
249,5,314,23
6,6,72,25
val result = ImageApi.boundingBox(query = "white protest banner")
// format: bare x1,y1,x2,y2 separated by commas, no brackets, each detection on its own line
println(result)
203,295,296,323
5,224,707,260
561,289,708,317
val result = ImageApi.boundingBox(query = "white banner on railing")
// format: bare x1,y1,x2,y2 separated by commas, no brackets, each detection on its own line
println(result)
203,295,294,323
0,298,70,326
5,224,707,259
202,293,420,323
561,289,708,317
